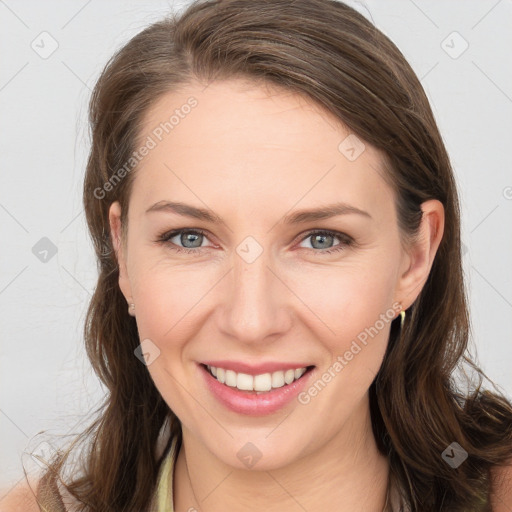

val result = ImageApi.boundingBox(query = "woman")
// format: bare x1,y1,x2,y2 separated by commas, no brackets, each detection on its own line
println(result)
4,0,512,510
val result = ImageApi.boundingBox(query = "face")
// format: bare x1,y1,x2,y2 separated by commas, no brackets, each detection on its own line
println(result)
109,78,442,470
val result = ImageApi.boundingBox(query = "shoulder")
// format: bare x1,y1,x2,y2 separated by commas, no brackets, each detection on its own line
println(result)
490,460,512,511
0,478,41,512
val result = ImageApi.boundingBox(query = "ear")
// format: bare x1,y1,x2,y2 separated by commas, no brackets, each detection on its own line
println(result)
109,201,134,314
394,199,445,311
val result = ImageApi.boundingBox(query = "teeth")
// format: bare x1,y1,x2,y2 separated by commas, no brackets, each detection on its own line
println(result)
254,373,272,392
284,369,295,384
206,365,308,392
237,372,254,391
271,371,285,388
225,370,237,387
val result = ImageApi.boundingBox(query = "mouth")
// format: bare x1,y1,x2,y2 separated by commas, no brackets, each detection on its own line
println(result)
200,363,315,394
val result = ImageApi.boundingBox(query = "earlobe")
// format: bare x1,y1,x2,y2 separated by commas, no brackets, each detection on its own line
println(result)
395,199,445,310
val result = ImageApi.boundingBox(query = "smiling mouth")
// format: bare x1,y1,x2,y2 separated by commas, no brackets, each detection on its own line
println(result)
201,363,315,394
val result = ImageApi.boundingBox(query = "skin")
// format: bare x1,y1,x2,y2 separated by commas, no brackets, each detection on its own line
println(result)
3,79,512,512
108,79,444,512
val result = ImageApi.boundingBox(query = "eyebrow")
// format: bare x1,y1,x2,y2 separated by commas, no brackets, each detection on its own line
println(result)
282,202,372,223
145,200,372,224
146,201,222,223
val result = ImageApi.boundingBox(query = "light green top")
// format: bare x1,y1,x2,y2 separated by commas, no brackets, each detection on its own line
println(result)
153,435,404,512
155,435,179,512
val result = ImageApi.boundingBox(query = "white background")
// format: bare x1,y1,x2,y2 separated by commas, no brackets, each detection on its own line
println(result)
1,0,511,495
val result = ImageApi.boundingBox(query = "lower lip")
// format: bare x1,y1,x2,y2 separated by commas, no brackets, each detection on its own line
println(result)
199,364,315,416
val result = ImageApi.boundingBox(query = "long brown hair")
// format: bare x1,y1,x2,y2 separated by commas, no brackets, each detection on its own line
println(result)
34,0,512,510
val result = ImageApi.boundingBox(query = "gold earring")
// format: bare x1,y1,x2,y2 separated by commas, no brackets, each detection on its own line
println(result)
400,308,406,329
129,303,135,315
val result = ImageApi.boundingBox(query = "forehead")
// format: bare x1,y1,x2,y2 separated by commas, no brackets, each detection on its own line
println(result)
138,78,347,151
131,79,395,223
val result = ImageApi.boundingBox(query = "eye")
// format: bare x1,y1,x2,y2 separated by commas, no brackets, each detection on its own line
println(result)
156,228,354,256
156,228,214,255
297,230,353,255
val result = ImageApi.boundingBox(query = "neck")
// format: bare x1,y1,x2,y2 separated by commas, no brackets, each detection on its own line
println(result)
174,396,389,512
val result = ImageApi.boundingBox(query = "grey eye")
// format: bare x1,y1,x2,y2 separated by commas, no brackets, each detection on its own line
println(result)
300,232,340,250
180,232,203,248
172,231,205,249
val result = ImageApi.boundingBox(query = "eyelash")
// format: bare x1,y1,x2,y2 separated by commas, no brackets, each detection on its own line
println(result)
156,228,354,256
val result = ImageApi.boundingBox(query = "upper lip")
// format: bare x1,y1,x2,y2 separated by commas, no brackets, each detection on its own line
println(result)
200,360,314,375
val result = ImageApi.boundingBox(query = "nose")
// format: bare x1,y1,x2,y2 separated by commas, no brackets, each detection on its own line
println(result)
216,248,292,345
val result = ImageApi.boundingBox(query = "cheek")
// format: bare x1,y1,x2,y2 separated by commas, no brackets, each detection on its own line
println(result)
292,266,396,415
130,263,214,344
127,260,214,415
287,258,398,353
126,227,216,333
